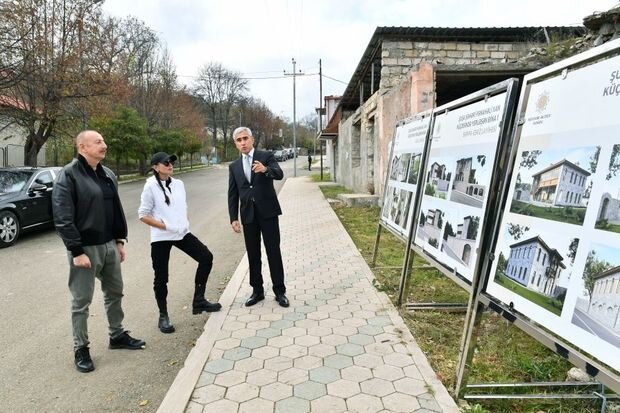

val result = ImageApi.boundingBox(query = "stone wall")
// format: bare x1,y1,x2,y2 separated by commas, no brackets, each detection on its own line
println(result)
381,40,532,90
337,93,379,193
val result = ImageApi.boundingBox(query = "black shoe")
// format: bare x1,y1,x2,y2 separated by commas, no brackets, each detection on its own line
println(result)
275,294,290,308
74,347,95,373
109,331,146,350
158,313,175,334
245,292,265,307
192,299,222,314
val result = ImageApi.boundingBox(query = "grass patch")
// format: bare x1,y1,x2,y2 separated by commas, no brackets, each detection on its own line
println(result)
494,272,563,316
595,219,620,234
510,200,586,225
310,172,331,182
318,184,352,200
318,189,602,413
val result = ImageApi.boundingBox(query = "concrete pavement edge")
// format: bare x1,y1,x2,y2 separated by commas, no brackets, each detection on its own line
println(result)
156,253,249,413
312,179,460,412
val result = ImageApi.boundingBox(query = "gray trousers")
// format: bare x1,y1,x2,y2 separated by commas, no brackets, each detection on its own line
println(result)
68,240,125,349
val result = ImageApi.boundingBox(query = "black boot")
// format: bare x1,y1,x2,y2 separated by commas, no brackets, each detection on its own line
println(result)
74,347,95,373
193,283,222,314
158,313,175,334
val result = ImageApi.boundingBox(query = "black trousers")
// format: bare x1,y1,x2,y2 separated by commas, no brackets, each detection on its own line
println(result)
151,233,213,312
242,209,286,296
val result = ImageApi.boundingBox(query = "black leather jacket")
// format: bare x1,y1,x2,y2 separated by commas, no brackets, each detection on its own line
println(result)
52,155,128,257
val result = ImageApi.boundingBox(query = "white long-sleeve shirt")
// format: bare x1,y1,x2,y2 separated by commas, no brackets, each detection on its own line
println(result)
138,176,190,242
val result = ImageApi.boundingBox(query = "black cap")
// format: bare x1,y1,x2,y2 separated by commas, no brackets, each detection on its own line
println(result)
150,152,178,166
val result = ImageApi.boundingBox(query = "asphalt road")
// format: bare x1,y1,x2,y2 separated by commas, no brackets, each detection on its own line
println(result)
0,158,307,413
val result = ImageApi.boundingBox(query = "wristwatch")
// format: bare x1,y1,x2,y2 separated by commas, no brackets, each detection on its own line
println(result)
116,239,125,246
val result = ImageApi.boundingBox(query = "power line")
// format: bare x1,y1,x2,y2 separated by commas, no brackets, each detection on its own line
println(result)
177,73,318,81
322,74,348,85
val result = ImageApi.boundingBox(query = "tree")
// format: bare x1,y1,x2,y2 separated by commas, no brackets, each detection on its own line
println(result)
194,62,248,151
0,0,118,165
507,223,529,240
567,238,579,265
466,216,480,240
436,211,443,229
497,252,507,273
443,222,455,241
589,146,600,174
90,106,149,174
476,154,486,167
582,250,612,307
607,144,620,180
520,150,542,169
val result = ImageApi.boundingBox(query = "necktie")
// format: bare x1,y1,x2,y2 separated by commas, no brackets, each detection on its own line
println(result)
244,155,252,182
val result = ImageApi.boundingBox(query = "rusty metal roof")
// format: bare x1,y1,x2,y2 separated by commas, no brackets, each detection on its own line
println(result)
338,26,586,111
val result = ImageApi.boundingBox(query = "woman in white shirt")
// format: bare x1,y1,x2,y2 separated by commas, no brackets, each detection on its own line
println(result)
138,152,221,334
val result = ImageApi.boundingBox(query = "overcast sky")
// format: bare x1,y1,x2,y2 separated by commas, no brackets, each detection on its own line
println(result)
101,0,618,122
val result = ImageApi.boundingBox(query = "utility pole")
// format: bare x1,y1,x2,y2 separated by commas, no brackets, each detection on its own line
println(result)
284,58,303,177
319,59,324,181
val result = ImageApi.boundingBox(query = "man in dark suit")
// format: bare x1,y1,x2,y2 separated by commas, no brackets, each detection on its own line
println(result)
228,127,289,307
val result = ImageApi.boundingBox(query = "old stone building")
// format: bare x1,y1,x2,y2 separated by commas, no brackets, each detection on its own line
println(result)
318,26,586,196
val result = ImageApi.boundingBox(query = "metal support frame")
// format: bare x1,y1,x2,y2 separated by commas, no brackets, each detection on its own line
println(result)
465,381,616,413
454,78,521,395
455,39,620,402
400,80,519,314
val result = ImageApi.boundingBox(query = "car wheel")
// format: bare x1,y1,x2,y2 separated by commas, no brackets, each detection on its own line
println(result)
0,210,20,248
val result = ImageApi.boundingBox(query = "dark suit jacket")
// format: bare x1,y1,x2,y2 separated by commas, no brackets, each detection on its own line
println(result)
228,149,284,225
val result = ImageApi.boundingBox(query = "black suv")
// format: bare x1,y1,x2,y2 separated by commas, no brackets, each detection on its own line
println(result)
0,167,61,248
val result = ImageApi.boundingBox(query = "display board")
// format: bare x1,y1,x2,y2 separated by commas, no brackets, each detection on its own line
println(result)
380,113,432,239
486,44,620,373
414,92,510,283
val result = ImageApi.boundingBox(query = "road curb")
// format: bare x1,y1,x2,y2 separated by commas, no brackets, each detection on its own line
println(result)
156,253,249,413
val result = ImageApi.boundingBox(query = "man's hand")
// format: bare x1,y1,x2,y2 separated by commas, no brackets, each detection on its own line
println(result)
251,160,267,174
73,254,92,268
116,243,126,263
231,220,241,233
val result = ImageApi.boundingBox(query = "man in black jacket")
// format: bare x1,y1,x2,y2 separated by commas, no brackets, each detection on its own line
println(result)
53,130,145,373
228,127,289,307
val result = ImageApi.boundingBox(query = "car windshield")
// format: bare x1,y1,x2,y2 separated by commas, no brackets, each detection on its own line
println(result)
0,171,33,194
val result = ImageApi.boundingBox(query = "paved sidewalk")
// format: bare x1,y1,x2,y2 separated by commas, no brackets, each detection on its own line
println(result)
158,177,460,413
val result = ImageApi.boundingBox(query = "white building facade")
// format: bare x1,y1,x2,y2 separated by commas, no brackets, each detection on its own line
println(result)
505,236,565,296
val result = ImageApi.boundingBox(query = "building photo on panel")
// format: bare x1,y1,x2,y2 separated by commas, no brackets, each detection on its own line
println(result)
450,153,492,209
510,146,600,225
424,156,454,200
572,243,620,349
441,214,480,267
418,207,445,250
595,144,620,234
407,152,423,185
389,152,411,182
494,223,579,316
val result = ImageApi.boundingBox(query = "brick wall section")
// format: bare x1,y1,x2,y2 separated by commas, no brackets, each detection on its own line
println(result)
380,40,531,89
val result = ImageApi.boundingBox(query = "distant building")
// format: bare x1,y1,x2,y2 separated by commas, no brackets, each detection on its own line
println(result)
530,159,590,207
316,25,585,195
453,157,485,200
505,236,566,297
427,162,450,192
587,265,620,333
597,192,620,222
0,95,46,166
444,216,476,265
418,208,443,244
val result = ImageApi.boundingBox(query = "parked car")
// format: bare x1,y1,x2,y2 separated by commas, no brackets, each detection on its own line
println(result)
0,166,61,248
273,150,286,162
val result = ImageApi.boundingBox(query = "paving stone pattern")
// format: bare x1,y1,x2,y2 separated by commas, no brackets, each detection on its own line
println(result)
185,177,458,413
